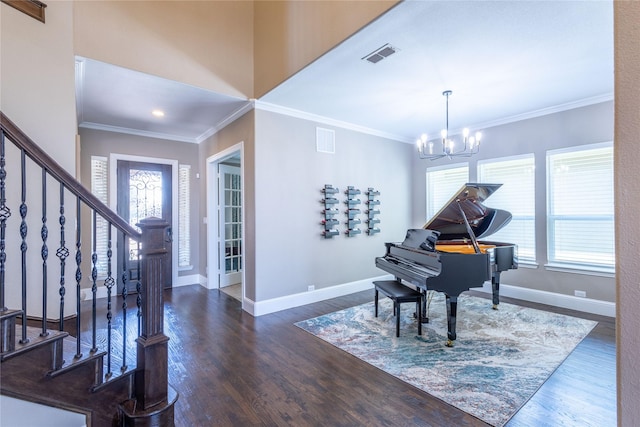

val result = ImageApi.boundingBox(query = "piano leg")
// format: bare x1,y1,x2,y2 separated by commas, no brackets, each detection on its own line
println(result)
491,271,502,310
445,295,458,347
419,290,430,324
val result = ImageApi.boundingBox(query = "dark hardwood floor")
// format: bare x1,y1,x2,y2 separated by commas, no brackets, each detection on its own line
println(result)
152,285,616,427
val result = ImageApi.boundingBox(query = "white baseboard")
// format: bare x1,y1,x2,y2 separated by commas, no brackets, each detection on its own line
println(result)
81,274,207,300
475,282,615,318
175,274,206,288
248,274,393,317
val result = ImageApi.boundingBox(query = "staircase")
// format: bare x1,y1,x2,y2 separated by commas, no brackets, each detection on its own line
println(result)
0,112,178,426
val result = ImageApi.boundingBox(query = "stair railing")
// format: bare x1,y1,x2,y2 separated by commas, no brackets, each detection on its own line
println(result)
0,111,175,422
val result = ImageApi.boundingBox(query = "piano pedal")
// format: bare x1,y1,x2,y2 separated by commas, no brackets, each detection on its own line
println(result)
413,312,430,323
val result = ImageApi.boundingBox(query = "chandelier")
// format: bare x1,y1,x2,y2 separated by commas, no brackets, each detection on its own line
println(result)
417,90,482,160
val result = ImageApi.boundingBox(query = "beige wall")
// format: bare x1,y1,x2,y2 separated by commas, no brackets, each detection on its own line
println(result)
253,0,398,97
615,2,640,425
1,1,77,172
73,0,254,98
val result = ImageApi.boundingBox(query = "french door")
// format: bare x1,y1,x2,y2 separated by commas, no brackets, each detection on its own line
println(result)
218,164,242,287
117,160,172,291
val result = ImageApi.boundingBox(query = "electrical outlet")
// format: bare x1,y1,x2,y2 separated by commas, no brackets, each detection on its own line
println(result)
574,290,586,298
308,285,315,292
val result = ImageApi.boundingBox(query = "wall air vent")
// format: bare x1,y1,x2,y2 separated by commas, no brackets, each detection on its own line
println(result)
362,43,398,64
316,127,335,154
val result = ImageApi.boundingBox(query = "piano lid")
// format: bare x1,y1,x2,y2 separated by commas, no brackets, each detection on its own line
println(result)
423,183,512,241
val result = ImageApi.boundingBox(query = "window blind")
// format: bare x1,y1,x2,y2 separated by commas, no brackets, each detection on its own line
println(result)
426,163,469,219
547,143,614,270
90,156,109,278
178,164,191,268
478,155,536,262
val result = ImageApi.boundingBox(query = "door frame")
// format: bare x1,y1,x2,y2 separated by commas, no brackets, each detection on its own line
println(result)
206,142,245,303
109,153,179,288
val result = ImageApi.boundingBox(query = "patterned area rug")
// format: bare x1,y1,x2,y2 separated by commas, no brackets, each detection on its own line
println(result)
295,293,597,427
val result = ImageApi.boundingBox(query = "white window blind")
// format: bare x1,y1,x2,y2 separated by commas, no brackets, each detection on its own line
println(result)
178,164,191,268
478,155,536,262
547,143,614,271
90,156,109,278
426,163,469,220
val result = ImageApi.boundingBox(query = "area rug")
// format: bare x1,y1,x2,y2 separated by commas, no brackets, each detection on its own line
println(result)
295,293,597,426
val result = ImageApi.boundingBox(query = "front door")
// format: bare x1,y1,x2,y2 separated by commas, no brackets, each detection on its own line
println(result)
117,160,172,291
218,164,242,287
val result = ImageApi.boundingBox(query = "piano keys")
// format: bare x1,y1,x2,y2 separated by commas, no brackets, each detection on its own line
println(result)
375,183,518,346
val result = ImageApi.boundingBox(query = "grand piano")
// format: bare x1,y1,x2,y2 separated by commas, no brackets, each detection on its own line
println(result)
375,183,517,346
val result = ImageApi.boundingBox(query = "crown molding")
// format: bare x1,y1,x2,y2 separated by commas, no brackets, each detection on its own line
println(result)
195,101,254,143
254,100,413,144
471,93,614,132
79,122,199,144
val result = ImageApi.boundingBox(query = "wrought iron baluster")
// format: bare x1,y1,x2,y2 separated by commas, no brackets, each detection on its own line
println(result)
0,131,11,311
57,183,69,331
40,168,48,336
91,211,98,353
105,224,114,379
19,150,28,344
121,230,128,372
75,197,82,359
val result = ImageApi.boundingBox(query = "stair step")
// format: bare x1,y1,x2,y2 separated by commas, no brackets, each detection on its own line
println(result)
0,326,68,362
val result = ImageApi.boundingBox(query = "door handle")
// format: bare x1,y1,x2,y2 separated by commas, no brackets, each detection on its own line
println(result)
166,227,173,243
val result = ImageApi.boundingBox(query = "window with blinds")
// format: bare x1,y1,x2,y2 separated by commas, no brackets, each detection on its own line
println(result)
478,155,536,263
425,163,469,219
178,164,191,269
546,142,614,272
90,156,109,278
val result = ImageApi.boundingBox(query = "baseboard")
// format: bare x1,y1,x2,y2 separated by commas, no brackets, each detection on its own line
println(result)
81,274,207,300
475,282,616,318
175,274,206,288
249,274,393,317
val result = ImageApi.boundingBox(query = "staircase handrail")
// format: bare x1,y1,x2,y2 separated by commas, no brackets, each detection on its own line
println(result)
0,111,141,240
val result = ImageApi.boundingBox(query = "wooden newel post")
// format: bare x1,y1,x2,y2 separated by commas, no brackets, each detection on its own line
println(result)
136,217,169,408
121,217,177,426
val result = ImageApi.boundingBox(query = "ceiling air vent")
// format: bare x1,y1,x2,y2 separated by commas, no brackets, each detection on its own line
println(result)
362,43,398,64
316,127,335,154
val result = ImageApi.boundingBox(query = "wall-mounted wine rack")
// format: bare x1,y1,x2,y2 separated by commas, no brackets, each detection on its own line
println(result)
321,184,339,238
365,187,380,235
344,186,361,237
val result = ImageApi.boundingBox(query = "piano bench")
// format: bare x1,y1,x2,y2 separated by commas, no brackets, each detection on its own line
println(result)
373,280,422,337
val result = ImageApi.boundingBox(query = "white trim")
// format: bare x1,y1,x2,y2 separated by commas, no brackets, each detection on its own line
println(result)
109,153,180,290
544,263,615,278
206,143,245,312
546,140,614,156
175,274,207,288
80,122,199,144
467,94,613,133
254,100,412,143
255,95,612,146
248,275,391,317
196,102,254,144
475,282,615,317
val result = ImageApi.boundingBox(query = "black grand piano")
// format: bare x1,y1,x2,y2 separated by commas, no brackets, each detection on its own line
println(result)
375,183,517,346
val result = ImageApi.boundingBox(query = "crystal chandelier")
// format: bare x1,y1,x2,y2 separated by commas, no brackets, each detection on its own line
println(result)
417,90,482,160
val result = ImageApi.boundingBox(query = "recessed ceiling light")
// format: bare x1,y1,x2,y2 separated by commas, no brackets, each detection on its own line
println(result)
152,110,165,117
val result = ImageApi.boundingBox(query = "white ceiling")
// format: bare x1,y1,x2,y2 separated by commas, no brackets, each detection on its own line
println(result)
76,0,614,145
